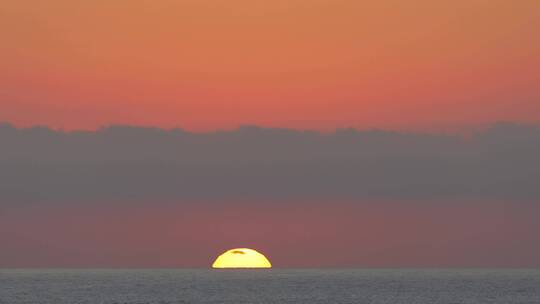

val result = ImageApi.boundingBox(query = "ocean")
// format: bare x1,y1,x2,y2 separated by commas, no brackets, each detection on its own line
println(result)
1,269,539,304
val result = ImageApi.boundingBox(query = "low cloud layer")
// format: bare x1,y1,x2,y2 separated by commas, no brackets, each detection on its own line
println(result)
1,122,539,205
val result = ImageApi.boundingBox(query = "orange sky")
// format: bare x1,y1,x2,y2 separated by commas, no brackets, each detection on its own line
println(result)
1,0,539,131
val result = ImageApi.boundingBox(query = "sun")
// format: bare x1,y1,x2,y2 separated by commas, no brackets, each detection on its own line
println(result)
212,248,272,269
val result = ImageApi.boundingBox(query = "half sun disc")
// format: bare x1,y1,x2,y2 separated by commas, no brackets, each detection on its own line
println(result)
212,248,272,269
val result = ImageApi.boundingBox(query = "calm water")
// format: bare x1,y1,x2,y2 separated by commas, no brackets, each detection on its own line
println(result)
1,269,539,304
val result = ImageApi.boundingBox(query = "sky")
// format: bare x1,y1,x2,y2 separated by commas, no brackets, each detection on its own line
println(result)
1,0,539,131
1,123,539,267
1,0,540,267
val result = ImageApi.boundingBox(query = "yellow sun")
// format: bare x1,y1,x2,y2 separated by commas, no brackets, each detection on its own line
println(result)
212,248,272,269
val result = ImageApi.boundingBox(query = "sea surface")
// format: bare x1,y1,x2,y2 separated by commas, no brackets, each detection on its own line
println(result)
1,269,539,304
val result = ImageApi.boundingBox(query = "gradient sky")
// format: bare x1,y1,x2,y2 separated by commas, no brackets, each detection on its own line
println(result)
1,1,540,268
1,0,539,131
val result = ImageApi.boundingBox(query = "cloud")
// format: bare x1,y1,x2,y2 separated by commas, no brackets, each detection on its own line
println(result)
0,122,539,205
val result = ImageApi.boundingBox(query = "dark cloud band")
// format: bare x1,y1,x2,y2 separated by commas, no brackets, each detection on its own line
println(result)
1,122,539,204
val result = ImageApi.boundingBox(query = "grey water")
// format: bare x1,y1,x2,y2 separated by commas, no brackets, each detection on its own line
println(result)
1,269,539,304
